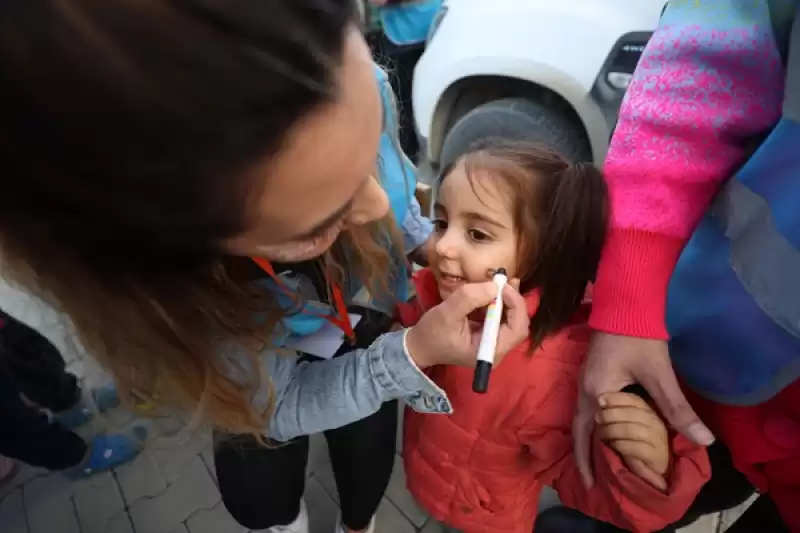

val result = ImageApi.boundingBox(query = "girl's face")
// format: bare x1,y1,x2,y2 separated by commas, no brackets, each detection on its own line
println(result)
225,28,389,262
430,162,520,300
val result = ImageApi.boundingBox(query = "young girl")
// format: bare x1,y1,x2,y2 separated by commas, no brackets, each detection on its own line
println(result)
395,142,710,533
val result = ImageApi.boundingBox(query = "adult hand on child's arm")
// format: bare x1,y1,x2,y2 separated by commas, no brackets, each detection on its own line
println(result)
575,335,712,488
596,391,669,491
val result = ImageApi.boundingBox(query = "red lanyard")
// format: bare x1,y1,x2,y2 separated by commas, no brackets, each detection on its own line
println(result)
252,257,356,343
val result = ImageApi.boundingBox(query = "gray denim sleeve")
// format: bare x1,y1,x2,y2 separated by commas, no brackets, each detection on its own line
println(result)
401,195,433,253
256,330,451,442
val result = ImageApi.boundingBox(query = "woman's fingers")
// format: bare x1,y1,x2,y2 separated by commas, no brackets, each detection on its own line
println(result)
599,392,651,410
441,281,498,318
494,284,529,357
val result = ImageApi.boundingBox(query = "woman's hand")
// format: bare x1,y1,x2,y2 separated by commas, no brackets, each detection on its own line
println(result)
573,333,713,488
596,392,669,491
404,280,529,369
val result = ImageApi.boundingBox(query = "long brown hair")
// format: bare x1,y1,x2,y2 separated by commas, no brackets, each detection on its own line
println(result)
0,0,400,436
450,141,608,349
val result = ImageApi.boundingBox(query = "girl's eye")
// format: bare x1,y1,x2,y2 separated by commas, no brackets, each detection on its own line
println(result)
468,229,492,242
432,219,447,232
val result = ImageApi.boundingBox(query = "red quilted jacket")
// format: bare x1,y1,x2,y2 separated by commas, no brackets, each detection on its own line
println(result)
396,269,710,533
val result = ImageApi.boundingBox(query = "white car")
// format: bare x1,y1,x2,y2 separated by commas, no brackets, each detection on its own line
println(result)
413,0,665,167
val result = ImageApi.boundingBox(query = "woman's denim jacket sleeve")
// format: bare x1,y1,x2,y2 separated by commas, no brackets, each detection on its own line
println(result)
245,331,451,442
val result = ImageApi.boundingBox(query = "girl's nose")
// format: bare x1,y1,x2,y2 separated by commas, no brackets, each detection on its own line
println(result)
347,174,390,226
434,230,459,260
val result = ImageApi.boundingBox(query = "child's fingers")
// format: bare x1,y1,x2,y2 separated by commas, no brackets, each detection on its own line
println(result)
599,392,652,411
605,438,657,466
597,421,657,444
596,407,664,432
625,456,668,492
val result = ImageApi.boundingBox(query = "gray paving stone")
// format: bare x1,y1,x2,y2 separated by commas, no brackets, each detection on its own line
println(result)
199,445,217,484
396,404,404,454
149,432,213,483
419,519,446,533
23,473,80,533
0,463,47,500
168,525,190,533
306,435,329,478
152,416,189,438
313,458,338,503
73,471,126,533
305,477,339,533
538,486,560,512
129,455,220,533
116,450,168,505
185,501,247,533
27,494,80,533
375,498,417,533
107,512,136,533
0,488,28,533
385,455,427,528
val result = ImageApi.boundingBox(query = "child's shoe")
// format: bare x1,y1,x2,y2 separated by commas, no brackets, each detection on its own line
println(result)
268,500,309,533
334,514,375,533
52,382,121,429
65,427,146,479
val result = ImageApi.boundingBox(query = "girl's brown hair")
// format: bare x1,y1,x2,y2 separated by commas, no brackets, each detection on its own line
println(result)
0,0,402,437
446,140,608,349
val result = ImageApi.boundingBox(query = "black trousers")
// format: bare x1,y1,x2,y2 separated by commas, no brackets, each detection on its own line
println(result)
0,311,87,470
214,307,398,530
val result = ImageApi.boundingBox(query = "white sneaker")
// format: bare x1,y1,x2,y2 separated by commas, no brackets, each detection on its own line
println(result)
335,514,375,533
268,500,309,533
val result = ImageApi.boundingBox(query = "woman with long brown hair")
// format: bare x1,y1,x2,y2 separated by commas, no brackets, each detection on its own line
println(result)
0,1,530,532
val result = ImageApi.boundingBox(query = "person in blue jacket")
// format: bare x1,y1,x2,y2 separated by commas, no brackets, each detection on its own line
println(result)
367,0,443,160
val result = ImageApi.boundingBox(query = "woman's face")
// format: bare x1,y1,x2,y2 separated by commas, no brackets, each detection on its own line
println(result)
226,28,388,262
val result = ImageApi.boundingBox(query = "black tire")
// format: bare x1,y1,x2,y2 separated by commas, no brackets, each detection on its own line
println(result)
439,97,592,169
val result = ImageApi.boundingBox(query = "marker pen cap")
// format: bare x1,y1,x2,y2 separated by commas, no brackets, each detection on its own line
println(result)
472,360,492,393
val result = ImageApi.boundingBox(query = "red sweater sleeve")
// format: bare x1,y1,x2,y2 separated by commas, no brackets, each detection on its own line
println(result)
590,1,785,339
522,425,710,532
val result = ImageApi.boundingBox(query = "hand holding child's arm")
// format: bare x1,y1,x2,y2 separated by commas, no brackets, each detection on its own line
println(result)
596,392,669,491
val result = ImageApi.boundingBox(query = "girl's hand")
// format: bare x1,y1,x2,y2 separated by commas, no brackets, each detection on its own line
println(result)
595,392,670,491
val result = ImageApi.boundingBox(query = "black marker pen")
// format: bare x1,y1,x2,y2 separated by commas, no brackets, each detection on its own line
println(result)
472,268,507,393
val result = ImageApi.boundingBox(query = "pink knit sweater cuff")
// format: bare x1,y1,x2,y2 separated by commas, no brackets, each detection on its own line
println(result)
589,229,686,340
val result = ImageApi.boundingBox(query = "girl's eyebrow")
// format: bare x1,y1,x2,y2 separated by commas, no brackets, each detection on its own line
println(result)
463,211,506,229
